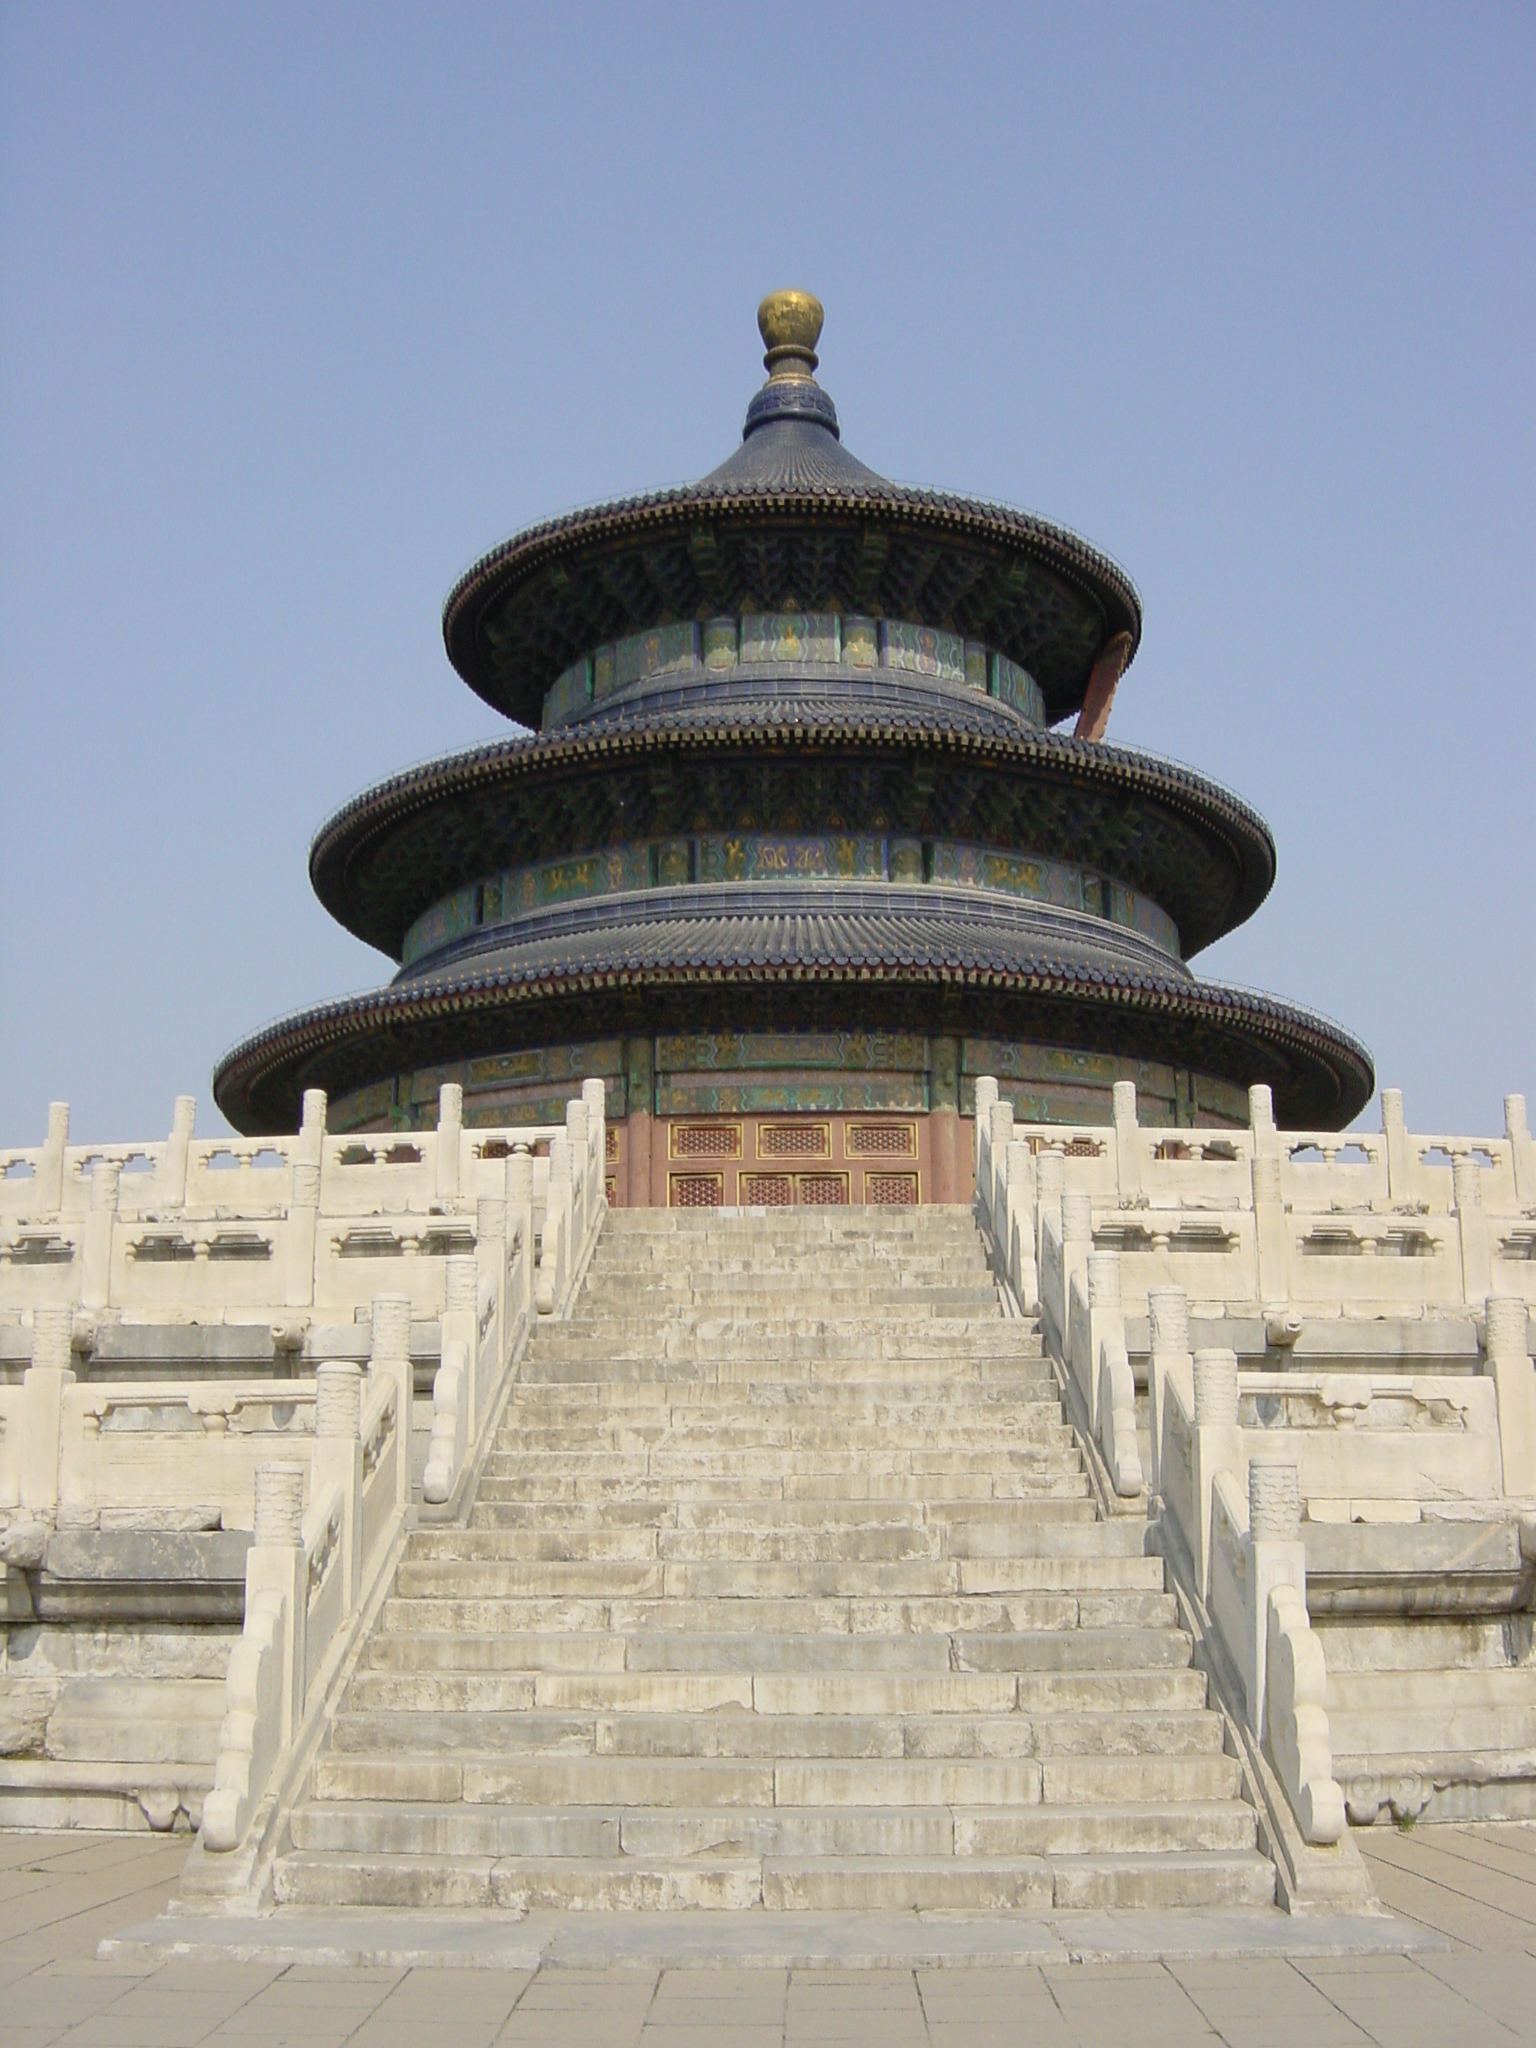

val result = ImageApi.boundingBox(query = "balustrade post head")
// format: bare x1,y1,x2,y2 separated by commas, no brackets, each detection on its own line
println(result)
1507,1094,1531,1143
1147,1287,1190,1360
1247,1084,1274,1132
369,1294,412,1368
1486,1295,1530,1365
1086,1248,1121,1311
1381,1088,1405,1134
253,1462,305,1546
1061,1190,1094,1246
301,1089,328,1135
29,1306,74,1374
445,1253,478,1316
314,1361,363,1439
1192,1347,1239,1428
1249,1454,1301,1543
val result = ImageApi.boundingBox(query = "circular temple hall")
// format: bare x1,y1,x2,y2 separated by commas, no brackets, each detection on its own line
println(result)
214,293,1373,1206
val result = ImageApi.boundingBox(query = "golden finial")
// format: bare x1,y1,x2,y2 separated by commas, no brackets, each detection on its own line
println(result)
757,290,824,381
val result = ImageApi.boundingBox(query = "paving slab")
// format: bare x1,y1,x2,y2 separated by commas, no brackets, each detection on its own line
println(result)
4,1825,1536,2046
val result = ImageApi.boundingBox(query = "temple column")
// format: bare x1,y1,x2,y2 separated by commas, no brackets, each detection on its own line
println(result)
929,1035,963,1205
625,1036,655,1210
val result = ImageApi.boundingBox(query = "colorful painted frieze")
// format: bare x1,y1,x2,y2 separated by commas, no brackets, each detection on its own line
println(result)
401,885,478,966
1110,881,1180,957
841,616,879,668
657,1076,926,1116
696,833,884,885
535,615,1051,728
656,1030,927,1074
701,618,738,670
740,613,839,664
614,621,698,690
327,1078,398,1132
882,621,965,682
541,656,592,729
994,653,1046,726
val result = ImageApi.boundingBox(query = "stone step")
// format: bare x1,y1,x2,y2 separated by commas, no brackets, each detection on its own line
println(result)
287,1796,1257,1865
481,1422,1075,1455
411,1502,1105,1548
597,1224,988,1244
272,1850,765,1912
273,1840,1272,1913
311,1749,1241,1808
411,1521,1160,1570
953,1628,1195,1673
575,1285,1002,1310
502,1381,1049,1413
326,1707,1225,1762
527,1328,1034,1357
518,1359,1051,1387
579,1270,997,1292
384,1586,1179,1640
477,1454,1086,1485
376,1596,1190,1645
471,1474,1091,1506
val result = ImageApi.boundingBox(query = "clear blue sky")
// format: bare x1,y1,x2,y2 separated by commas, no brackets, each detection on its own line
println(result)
2,4,1531,1143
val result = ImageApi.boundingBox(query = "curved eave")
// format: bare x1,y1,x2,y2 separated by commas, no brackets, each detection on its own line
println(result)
213,941,1372,1138
307,712,1276,961
440,482,1143,726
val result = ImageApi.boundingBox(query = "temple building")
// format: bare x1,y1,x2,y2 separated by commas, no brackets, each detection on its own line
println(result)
214,293,1372,1206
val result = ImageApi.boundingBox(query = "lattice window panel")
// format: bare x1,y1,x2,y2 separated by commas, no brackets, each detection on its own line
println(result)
670,1122,743,1160
846,1122,916,1158
605,1175,618,1207
740,1173,794,1206
797,1173,850,1207
757,1122,830,1160
605,1127,618,1162
1065,1137,1105,1157
865,1171,919,1205
669,1172,724,1208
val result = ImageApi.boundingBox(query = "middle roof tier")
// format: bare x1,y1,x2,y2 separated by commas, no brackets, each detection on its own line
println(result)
310,683,1277,968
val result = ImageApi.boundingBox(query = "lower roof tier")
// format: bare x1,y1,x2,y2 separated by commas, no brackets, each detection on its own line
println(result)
213,888,1373,1134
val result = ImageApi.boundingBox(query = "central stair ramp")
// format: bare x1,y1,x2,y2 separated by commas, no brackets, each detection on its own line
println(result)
273,1205,1275,1911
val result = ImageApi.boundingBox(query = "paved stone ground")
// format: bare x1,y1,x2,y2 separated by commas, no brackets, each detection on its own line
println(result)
3,1825,1536,2044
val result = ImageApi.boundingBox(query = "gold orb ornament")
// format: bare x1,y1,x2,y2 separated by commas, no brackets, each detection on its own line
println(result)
757,290,824,380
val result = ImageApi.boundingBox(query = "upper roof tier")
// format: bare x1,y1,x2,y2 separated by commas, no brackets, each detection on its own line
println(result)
442,293,1142,730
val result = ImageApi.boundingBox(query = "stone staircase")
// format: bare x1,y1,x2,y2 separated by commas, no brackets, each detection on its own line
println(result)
274,1206,1274,1912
